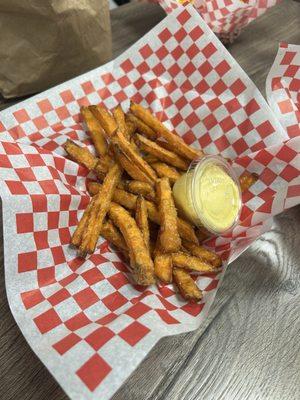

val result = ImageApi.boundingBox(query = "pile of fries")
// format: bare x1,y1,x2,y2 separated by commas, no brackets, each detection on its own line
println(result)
65,102,257,302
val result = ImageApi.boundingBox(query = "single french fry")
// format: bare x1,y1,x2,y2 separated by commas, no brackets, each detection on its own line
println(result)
126,113,157,140
154,238,173,283
113,130,157,182
130,102,202,161
88,182,198,244
124,180,155,201
102,219,127,251
80,163,122,254
135,196,150,250
71,197,95,247
113,106,130,140
81,106,108,156
157,139,203,158
182,240,222,268
109,202,155,285
172,252,215,273
90,105,117,137
177,218,199,245
88,181,139,210
117,153,154,184
152,162,181,184
64,139,97,170
239,172,259,193
157,177,181,253
135,134,189,170
173,268,202,302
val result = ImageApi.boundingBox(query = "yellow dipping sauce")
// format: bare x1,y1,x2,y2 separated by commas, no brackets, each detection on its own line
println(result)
173,156,241,234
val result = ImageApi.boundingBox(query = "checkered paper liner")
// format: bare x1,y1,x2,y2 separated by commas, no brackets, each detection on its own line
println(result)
152,0,281,40
267,43,300,138
0,6,299,400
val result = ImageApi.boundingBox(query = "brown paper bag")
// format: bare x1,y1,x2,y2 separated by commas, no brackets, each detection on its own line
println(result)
0,0,112,98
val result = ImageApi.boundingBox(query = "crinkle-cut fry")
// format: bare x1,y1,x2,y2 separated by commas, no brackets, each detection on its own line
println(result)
135,134,189,171
71,197,95,247
239,171,259,193
124,180,155,201
90,105,117,137
102,219,128,251
157,177,181,253
126,113,157,140
152,162,181,184
113,106,130,140
80,163,122,254
64,139,97,170
135,196,150,250
117,153,154,184
144,154,159,164
109,202,155,286
182,240,222,268
173,268,202,302
130,102,202,161
81,106,108,156
172,252,215,273
88,181,198,244
113,130,157,182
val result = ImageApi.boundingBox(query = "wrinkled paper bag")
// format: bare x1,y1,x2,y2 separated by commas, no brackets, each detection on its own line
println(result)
0,0,112,98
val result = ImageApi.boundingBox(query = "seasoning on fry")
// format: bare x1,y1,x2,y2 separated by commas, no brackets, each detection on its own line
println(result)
156,177,181,253
64,139,97,170
80,163,122,254
126,113,157,140
154,241,173,284
135,133,189,170
152,162,181,184
124,180,155,201
71,197,95,247
172,252,215,273
90,105,117,137
135,196,150,250
116,152,154,184
109,202,155,285
182,240,222,268
173,268,202,302
113,105,130,140
130,102,202,161
102,219,128,251
113,130,157,182
177,218,199,245
81,106,108,156
126,120,136,136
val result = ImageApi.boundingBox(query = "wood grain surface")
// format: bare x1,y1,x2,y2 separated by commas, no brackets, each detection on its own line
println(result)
0,1,300,400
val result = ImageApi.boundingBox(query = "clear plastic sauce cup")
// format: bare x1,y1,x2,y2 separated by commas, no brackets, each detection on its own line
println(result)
172,155,242,235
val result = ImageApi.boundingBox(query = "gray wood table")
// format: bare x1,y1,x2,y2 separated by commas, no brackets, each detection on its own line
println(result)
1,1,300,399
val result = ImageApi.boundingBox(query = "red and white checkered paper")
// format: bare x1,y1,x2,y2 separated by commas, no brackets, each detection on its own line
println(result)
0,6,299,400
267,43,300,138
152,0,281,39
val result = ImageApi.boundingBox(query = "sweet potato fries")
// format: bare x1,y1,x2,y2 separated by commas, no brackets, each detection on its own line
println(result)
66,103,258,302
